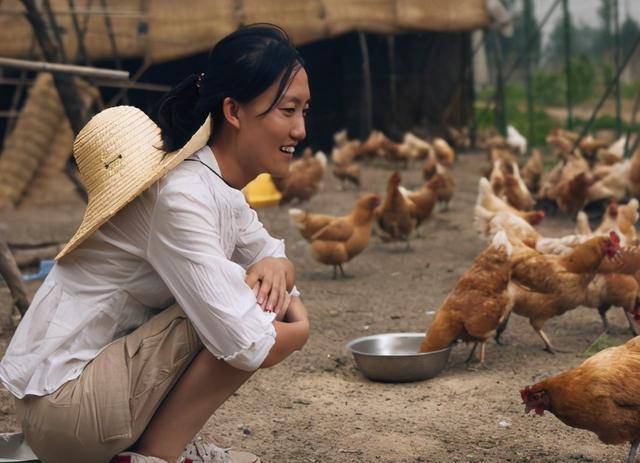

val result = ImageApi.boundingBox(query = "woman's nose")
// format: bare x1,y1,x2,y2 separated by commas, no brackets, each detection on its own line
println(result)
291,114,306,141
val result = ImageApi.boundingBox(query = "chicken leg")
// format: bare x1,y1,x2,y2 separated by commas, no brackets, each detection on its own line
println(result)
597,305,611,333
465,342,478,363
625,311,640,336
537,329,571,354
628,440,639,463
494,313,511,345
332,264,349,280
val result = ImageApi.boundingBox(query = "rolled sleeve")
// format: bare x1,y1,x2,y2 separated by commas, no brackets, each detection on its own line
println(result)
147,182,275,371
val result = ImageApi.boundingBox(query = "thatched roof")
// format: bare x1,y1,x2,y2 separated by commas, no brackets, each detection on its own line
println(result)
1,0,488,63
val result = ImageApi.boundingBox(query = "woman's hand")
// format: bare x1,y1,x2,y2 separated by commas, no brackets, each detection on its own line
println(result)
245,257,295,317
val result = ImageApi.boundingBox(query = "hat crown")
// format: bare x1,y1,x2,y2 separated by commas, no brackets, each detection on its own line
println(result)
73,106,162,196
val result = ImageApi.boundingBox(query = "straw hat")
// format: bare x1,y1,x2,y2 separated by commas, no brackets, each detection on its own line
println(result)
55,105,211,260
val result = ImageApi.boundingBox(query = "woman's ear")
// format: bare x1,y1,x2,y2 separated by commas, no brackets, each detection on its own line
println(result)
222,97,241,129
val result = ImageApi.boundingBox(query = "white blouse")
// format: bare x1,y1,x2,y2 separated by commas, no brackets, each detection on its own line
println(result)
0,146,294,399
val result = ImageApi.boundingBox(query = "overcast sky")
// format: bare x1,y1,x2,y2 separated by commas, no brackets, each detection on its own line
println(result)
531,0,640,45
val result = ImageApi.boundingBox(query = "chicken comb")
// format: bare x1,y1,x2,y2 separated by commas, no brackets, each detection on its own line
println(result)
609,231,620,245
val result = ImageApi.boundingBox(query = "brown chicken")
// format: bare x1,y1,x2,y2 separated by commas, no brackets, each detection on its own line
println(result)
446,125,470,149
308,193,380,279
289,208,338,242
399,175,447,232
275,149,327,205
331,139,361,165
629,148,640,198
508,233,620,352
402,132,434,160
584,273,639,334
375,172,416,248
422,150,438,180
433,137,455,167
420,231,514,365
331,161,360,190
377,135,410,167
521,336,640,462
355,130,384,160
521,148,543,193
434,164,455,211
477,178,545,225
502,165,535,211
553,171,591,216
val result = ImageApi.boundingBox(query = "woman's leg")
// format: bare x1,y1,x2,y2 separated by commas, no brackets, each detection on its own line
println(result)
135,349,253,462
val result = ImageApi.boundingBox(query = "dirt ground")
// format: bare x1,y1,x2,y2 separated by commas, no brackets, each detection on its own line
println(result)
0,152,636,463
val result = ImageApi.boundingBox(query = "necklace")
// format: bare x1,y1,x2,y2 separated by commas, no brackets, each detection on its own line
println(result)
183,158,237,190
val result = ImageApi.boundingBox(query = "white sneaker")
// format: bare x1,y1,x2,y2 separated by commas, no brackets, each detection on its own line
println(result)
111,452,169,463
179,437,231,463
179,437,260,463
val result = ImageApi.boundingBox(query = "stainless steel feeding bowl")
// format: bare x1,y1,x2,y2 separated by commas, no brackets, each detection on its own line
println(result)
346,332,451,383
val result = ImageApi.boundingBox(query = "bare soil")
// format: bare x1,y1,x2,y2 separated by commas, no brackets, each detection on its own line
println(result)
0,153,635,462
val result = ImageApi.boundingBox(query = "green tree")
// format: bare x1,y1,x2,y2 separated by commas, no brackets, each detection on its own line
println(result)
620,16,640,58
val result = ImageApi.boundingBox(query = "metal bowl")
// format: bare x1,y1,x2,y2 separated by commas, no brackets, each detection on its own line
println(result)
346,332,451,383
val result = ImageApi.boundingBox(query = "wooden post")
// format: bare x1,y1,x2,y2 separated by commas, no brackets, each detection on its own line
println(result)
562,0,573,130
524,0,534,153
0,226,29,317
492,30,507,136
358,31,373,138
613,0,622,136
386,35,397,133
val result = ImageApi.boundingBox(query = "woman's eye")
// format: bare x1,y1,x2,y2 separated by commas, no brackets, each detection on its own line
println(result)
280,108,296,115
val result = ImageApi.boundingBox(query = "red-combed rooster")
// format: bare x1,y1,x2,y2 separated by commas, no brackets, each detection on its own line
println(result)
521,336,640,463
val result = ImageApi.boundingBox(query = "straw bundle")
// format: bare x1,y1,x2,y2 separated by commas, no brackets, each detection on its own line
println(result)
321,0,397,36
397,0,488,32
0,0,146,61
0,0,488,63
147,0,239,63
242,0,326,46
0,74,97,209
20,79,99,207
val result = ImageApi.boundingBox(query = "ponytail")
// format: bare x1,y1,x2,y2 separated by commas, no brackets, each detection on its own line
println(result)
155,73,208,152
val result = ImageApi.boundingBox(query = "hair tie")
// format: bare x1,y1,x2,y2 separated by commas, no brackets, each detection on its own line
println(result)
195,72,205,89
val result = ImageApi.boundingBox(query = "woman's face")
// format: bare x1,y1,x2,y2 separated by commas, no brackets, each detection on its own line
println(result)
235,66,310,179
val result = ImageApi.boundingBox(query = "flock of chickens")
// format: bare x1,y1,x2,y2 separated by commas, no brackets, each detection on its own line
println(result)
271,124,640,461
279,129,457,278
422,128,640,463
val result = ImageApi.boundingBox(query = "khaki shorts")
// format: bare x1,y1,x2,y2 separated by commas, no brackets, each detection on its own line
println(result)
16,304,202,463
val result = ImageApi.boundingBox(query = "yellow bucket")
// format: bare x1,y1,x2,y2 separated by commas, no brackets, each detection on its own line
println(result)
242,173,282,207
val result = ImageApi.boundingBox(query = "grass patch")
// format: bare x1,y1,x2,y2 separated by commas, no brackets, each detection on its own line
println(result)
581,332,621,358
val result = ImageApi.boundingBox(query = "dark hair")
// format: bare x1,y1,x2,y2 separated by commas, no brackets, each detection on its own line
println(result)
156,24,305,151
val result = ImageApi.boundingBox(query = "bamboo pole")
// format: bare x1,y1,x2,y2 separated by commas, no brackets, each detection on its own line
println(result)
0,57,129,80
0,76,168,92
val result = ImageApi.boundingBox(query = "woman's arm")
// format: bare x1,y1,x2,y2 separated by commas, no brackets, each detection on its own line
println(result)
260,297,309,368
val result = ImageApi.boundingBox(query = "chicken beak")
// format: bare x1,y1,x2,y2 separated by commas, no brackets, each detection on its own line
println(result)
524,404,532,414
